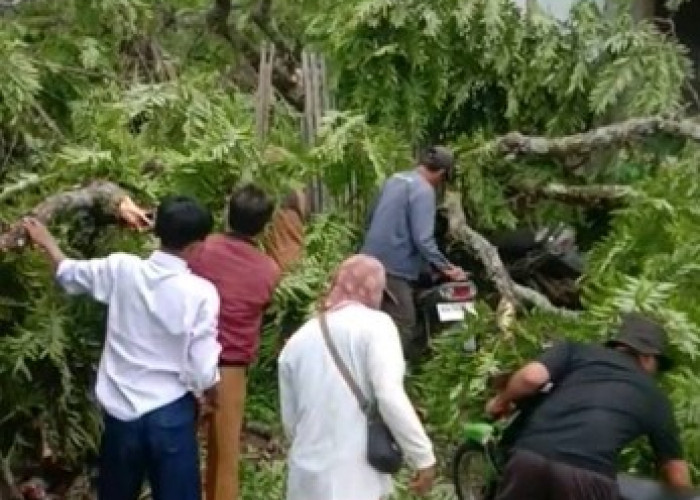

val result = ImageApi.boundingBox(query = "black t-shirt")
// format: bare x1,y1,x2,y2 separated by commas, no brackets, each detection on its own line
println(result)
513,341,683,478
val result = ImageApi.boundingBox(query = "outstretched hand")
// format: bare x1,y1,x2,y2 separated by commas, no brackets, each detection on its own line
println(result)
118,196,153,231
22,217,55,249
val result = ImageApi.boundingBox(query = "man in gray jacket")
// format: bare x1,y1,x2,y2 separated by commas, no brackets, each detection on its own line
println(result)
361,146,466,360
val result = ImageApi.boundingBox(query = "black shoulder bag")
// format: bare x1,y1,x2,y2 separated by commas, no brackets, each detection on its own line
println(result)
319,313,403,474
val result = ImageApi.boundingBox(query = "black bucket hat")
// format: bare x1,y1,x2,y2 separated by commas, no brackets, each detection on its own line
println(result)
605,312,673,372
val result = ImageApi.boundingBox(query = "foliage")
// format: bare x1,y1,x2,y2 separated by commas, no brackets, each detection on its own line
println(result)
303,0,691,141
1,0,700,497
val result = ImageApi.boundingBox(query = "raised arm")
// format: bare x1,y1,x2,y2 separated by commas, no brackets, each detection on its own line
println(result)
23,217,119,303
261,188,308,275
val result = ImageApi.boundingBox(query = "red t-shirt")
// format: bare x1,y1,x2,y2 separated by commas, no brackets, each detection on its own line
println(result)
187,234,280,365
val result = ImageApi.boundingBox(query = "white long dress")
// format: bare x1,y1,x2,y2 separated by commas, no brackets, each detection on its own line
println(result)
278,303,436,500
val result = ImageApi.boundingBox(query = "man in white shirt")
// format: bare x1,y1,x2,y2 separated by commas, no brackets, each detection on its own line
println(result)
22,195,221,500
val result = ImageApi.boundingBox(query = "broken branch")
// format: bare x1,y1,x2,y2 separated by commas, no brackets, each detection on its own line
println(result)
468,116,700,161
513,182,635,205
444,191,580,324
0,181,132,251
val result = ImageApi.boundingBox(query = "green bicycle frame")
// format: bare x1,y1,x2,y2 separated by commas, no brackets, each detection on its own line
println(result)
462,421,497,447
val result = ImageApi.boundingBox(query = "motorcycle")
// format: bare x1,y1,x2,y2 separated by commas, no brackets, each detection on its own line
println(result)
487,223,585,309
412,274,479,356
434,207,585,310
452,372,699,500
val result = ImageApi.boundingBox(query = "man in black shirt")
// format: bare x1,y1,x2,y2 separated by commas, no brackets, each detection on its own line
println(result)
487,313,691,500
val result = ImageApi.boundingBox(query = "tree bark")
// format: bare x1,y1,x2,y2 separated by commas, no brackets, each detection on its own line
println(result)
207,0,303,110
470,116,700,161
513,182,635,205
0,181,131,251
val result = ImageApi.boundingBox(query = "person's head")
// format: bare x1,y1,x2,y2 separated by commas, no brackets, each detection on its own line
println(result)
417,145,456,187
227,184,275,238
605,312,673,375
322,254,387,312
154,195,213,253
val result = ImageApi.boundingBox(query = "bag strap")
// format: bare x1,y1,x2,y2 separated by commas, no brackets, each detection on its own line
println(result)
319,313,371,414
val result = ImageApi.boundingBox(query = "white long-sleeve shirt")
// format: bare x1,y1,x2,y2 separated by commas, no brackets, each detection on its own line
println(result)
278,303,435,500
55,250,221,421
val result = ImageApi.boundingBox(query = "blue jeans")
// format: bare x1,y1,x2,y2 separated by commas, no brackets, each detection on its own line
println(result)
98,393,200,500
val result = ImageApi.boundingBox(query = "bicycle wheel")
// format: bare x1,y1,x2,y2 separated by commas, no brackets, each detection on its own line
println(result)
452,441,498,500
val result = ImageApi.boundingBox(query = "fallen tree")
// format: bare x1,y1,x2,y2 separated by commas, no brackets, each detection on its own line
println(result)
512,182,635,205
0,181,143,252
443,190,581,332
467,116,700,162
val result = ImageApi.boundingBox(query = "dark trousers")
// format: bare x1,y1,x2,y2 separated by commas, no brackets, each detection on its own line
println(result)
495,450,618,500
98,393,200,500
382,275,424,361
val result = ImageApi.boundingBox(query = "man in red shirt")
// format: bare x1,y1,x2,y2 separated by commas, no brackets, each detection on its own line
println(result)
187,184,305,500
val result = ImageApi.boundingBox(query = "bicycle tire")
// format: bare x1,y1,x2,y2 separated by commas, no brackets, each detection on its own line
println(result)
452,440,499,500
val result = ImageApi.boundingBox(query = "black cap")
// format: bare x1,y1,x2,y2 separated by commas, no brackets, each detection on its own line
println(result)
420,146,456,181
605,312,673,372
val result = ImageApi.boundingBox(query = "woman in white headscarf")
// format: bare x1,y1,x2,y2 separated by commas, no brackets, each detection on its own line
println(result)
278,254,436,500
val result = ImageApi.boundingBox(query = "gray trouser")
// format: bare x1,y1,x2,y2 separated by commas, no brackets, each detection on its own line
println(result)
495,450,618,500
381,275,425,361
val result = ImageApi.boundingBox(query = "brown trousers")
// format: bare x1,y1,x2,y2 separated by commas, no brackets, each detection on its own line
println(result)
204,192,307,500
495,450,618,500
204,366,247,500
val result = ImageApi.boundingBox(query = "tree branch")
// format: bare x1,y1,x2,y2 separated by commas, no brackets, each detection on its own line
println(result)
469,116,700,161
206,0,303,110
0,455,21,500
443,191,580,324
0,181,131,251
513,182,635,205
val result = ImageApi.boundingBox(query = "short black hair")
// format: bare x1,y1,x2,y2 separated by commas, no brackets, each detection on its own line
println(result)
228,184,275,237
154,195,213,250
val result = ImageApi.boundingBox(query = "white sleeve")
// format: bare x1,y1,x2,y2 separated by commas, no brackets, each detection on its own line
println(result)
278,355,298,442
181,285,221,393
367,314,436,470
55,255,122,303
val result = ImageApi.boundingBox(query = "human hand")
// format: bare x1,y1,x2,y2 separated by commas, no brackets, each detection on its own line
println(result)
410,465,436,496
22,217,56,250
485,395,514,420
443,265,467,282
203,385,219,411
118,196,153,231
197,386,219,426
